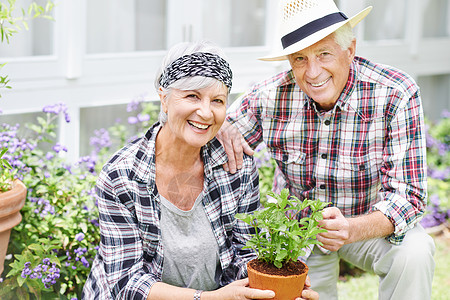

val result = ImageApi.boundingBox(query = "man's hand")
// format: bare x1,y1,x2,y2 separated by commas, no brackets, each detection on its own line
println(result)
216,121,254,173
318,208,395,252
317,207,350,252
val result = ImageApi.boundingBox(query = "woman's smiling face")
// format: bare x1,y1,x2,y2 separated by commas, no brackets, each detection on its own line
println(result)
288,34,356,111
160,82,228,149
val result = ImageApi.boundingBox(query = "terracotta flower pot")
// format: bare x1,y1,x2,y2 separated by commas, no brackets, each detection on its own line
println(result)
0,179,27,276
247,259,309,300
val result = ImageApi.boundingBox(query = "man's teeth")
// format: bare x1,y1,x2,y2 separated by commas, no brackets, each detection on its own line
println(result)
311,78,330,87
188,121,209,129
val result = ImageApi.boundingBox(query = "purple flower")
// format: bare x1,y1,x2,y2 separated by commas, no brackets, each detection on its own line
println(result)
421,193,449,228
42,102,71,123
29,197,55,218
90,128,112,153
137,113,150,122
52,143,68,153
127,99,142,112
46,152,54,160
441,110,450,118
77,155,97,173
428,167,450,180
81,256,89,268
128,116,138,124
75,232,85,242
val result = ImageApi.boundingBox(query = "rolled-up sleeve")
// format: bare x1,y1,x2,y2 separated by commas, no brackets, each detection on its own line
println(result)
372,90,427,244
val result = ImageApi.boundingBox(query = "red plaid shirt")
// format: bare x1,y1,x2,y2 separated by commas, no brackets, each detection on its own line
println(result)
227,56,427,245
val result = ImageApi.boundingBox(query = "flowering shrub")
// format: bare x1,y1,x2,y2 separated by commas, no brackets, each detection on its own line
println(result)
0,104,98,299
0,99,158,299
420,111,450,228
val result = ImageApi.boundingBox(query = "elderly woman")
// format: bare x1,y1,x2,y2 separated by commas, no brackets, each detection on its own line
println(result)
82,41,318,300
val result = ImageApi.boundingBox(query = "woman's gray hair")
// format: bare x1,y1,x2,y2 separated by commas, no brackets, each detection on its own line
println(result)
155,41,229,125
333,23,355,50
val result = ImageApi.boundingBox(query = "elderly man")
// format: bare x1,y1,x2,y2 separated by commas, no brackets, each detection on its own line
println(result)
219,0,435,299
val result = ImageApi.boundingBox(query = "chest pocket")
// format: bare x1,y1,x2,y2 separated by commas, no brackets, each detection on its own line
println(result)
338,154,381,192
268,148,308,192
269,148,306,165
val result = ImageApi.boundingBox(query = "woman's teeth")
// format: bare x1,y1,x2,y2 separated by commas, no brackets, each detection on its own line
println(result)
311,78,330,87
188,121,209,129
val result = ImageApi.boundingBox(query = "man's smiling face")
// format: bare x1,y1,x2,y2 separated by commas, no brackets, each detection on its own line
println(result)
288,33,356,111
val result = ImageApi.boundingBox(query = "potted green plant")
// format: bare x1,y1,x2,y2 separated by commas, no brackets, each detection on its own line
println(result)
0,148,27,277
235,189,329,300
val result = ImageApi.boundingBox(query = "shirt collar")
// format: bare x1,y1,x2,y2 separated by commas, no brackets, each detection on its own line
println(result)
335,59,357,112
131,122,228,184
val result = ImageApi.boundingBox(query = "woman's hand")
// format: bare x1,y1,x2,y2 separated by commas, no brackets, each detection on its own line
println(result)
203,276,319,300
296,276,319,300
202,278,275,300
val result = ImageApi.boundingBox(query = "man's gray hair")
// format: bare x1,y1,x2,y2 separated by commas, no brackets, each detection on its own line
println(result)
154,41,229,125
333,23,355,50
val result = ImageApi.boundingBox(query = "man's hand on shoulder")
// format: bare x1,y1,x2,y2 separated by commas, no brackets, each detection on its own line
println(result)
216,121,254,174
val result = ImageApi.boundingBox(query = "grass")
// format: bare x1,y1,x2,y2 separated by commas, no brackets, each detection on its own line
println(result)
337,229,450,299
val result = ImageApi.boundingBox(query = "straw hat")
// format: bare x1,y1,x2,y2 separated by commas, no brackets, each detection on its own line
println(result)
260,0,372,61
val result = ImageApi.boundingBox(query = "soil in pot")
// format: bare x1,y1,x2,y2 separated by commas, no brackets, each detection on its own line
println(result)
247,259,308,300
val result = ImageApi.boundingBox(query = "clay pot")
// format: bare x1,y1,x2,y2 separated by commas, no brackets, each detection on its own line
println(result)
247,259,309,300
0,179,27,276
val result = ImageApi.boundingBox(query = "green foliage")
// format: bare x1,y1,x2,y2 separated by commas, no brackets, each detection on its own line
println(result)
0,0,55,97
236,189,329,269
253,144,277,206
0,0,55,43
0,108,99,299
421,113,450,228
0,99,160,299
0,63,11,95
0,147,14,191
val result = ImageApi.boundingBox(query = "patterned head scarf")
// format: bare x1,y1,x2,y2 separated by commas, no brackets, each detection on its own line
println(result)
159,52,233,90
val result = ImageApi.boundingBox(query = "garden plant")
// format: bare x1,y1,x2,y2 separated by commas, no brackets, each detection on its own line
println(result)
235,189,328,299
236,189,328,269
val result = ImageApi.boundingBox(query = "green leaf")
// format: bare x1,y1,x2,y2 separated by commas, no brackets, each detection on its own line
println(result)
80,222,88,233
17,275,26,287
273,260,282,269
27,243,44,253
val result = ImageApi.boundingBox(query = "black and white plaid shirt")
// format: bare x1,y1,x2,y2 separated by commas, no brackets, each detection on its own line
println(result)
82,123,259,299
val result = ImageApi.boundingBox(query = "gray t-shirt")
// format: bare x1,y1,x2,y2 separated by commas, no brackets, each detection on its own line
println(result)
160,193,221,291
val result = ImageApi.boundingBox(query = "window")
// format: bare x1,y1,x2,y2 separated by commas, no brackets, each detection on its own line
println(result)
0,0,55,58
202,0,267,47
362,0,407,41
423,0,450,38
86,0,167,54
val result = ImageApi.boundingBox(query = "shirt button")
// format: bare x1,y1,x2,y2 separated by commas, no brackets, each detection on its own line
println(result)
324,120,331,126
321,153,327,159
282,154,288,162
319,184,326,189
